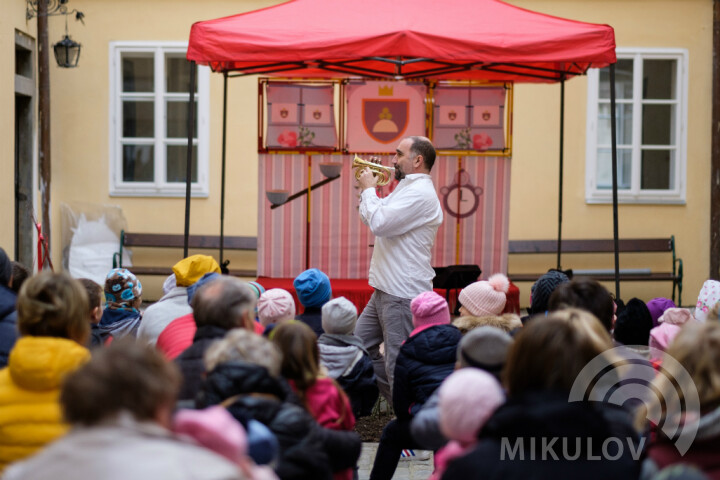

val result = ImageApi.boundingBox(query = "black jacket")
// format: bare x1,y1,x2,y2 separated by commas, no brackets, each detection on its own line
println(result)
0,284,18,368
393,324,461,422
441,391,641,480
199,361,359,480
175,325,229,403
318,333,378,418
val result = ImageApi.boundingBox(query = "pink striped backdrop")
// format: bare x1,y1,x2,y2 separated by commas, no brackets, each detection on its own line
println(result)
258,154,511,279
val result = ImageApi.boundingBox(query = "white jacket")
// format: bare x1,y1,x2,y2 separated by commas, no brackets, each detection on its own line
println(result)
359,173,443,299
137,287,192,345
2,414,246,480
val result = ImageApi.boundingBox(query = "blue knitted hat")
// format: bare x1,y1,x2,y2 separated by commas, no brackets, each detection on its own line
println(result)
293,268,331,308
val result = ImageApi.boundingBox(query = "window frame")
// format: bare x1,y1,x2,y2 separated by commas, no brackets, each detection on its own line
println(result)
109,41,210,197
585,48,688,204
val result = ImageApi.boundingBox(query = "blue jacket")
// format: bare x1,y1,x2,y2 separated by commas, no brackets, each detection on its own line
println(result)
0,285,18,368
295,307,324,338
392,324,461,422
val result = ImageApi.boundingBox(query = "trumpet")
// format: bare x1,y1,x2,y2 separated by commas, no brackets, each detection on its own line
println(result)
352,155,395,186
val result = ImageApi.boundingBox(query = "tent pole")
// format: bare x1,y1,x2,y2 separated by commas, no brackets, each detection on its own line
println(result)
183,61,197,258
557,78,565,270
220,72,228,268
609,63,620,299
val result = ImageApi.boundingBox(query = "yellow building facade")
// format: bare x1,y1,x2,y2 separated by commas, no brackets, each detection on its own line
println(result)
1,0,714,306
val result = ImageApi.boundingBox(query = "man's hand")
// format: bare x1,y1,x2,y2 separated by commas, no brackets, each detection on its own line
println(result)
358,167,379,190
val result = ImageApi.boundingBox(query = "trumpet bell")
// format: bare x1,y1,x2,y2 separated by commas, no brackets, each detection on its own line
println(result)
352,155,395,186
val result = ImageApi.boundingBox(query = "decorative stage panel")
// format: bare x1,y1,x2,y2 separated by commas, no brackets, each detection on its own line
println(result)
258,154,511,280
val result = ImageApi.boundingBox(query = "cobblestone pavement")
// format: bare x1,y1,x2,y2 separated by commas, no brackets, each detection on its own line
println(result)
358,443,434,480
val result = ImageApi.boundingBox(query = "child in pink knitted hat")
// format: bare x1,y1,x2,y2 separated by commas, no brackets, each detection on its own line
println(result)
370,291,461,480
458,273,510,317
649,308,695,363
430,369,505,480
256,288,296,329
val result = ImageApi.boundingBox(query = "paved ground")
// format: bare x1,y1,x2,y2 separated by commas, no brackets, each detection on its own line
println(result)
358,443,434,480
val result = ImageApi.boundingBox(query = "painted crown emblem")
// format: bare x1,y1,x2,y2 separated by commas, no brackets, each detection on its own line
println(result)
378,85,394,96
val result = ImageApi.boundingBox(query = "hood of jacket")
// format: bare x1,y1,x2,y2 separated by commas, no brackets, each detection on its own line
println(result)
200,360,292,407
481,390,635,442
8,336,90,391
98,308,141,339
318,342,364,379
402,324,461,366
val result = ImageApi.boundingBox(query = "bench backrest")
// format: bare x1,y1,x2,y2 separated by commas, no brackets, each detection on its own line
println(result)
123,232,257,250
508,238,674,254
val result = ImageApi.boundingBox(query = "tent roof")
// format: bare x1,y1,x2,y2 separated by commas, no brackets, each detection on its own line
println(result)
187,0,615,82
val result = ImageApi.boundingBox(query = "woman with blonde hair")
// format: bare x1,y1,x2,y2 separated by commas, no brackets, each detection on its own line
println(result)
0,272,91,472
442,308,641,479
640,321,720,478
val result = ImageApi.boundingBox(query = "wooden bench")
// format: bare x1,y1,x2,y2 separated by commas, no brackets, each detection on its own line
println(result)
113,231,258,278
507,237,683,305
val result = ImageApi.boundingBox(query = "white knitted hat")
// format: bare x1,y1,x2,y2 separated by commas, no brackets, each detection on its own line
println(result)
458,273,510,317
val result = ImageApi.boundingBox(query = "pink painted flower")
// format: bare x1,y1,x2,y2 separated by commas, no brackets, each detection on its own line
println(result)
473,133,493,150
278,130,298,147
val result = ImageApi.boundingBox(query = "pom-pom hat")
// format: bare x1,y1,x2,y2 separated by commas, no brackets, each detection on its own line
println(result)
459,273,509,317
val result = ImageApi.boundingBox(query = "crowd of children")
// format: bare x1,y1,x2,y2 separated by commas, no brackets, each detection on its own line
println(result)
1,245,720,479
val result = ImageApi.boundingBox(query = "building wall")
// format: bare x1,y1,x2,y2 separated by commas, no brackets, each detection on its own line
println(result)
7,0,710,304
508,0,711,306
0,2,38,258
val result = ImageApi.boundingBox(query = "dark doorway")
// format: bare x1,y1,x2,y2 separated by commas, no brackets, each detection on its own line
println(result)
15,31,35,267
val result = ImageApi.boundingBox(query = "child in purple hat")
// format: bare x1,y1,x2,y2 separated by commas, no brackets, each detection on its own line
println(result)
646,297,676,328
369,291,461,480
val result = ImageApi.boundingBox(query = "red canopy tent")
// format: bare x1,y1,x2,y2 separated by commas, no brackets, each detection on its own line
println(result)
187,0,615,81
184,0,624,295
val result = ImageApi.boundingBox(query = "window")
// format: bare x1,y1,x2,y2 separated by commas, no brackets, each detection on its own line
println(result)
585,49,687,204
109,42,209,196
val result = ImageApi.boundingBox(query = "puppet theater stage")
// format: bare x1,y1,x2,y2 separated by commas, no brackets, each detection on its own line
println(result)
184,0,618,314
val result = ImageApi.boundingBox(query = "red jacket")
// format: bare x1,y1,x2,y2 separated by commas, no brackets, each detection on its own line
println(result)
156,313,196,360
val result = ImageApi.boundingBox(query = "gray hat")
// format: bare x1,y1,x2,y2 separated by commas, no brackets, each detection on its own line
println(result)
457,326,513,379
0,248,11,286
321,296,357,335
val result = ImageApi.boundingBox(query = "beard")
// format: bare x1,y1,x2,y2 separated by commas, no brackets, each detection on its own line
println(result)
394,166,405,181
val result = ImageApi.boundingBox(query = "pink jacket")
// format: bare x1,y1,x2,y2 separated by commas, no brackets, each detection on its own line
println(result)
292,377,355,480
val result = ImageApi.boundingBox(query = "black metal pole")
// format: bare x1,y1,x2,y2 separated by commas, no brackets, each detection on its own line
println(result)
183,61,196,258
557,78,565,270
220,72,228,266
609,63,620,299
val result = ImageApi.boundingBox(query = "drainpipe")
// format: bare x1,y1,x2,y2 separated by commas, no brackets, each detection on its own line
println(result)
37,0,52,270
712,0,720,280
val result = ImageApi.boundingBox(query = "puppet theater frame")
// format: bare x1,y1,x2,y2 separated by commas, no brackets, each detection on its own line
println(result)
182,0,622,309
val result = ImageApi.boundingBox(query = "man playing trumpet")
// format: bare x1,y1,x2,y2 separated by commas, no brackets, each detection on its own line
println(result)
355,136,443,402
